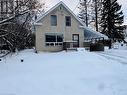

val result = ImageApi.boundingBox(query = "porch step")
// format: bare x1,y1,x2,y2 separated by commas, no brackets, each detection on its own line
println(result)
66,48,77,51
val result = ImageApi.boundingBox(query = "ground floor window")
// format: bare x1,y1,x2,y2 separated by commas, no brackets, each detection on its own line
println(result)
45,33,63,46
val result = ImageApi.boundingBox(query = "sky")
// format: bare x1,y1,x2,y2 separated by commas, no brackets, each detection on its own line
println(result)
118,0,127,24
40,0,127,24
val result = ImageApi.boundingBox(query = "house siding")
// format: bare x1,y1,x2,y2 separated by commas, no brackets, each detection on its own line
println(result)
36,5,84,52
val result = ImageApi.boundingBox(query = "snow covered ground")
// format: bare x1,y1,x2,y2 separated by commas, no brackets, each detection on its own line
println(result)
0,47,127,95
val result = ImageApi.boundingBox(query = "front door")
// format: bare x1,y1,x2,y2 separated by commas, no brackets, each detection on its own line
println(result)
72,34,79,47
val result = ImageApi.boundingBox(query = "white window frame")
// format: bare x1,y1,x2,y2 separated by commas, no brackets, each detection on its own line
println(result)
45,33,63,47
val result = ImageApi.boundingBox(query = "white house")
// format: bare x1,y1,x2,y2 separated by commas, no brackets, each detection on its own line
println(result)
34,1,108,52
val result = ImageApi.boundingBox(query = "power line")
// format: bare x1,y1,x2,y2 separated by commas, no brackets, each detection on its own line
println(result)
42,0,80,14
60,0,80,13
73,2,80,12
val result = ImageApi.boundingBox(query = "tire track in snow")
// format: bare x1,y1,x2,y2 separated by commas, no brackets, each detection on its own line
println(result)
97,52,127,64
101,52,127,59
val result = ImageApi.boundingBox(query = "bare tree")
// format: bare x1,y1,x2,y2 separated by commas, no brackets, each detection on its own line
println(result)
78,0,89,27
0,0,42,56
78,0,103,31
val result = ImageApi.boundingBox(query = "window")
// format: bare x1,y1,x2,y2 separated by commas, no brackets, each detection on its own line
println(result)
57,35,63,42
46,35,56,42
65,16,71,26
45,33,63,46
51,15,57,26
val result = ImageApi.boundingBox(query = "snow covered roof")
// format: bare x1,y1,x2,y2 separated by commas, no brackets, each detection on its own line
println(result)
35,1,85,26
84,27,109,40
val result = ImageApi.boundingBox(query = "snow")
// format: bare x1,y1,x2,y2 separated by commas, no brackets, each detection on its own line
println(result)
84,27,109,40
0,48,127,95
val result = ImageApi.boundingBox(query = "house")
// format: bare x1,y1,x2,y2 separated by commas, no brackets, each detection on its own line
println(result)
34,1,108,52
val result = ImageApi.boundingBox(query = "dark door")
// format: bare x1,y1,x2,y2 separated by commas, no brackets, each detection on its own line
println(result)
72,34,79,47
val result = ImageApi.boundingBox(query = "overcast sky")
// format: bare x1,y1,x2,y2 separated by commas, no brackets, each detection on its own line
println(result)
41,0,127,24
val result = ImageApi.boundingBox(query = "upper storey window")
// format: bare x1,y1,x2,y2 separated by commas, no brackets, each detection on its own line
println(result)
51,15,57,26
65,16,71,26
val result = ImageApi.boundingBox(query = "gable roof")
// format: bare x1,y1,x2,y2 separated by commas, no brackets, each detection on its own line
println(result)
35,1,85,26
35,1,108,39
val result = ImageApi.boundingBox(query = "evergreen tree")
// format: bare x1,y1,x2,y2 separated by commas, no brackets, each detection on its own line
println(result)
100,0,124,40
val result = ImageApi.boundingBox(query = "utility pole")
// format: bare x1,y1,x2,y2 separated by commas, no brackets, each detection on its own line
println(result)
84,0,88,27
95,0,98,31
79,0,88,26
